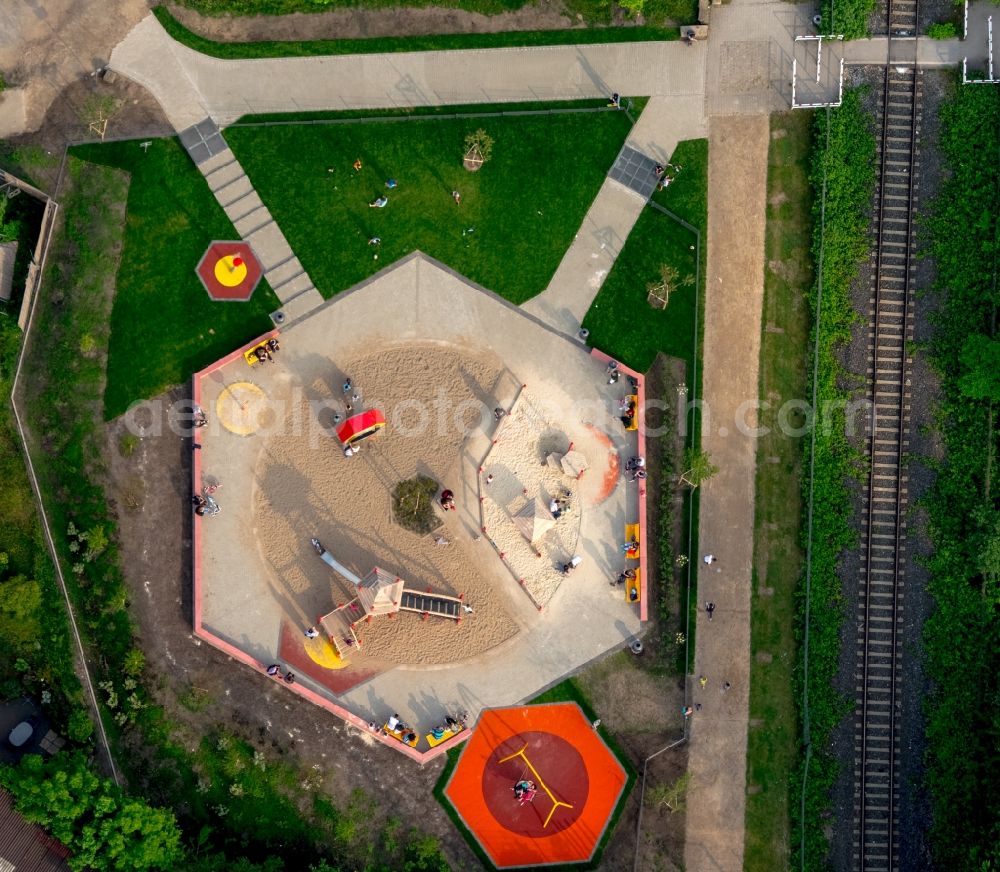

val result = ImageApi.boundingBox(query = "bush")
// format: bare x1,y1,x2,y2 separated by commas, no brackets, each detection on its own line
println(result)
392,476,441,535
922,79,1000,868
926,21,957,39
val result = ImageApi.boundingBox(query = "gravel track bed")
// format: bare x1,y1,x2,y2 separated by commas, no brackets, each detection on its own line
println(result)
825,67,945,872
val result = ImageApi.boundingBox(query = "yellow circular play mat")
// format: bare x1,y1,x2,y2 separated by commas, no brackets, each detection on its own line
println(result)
215,382,272,436
214,255,249,287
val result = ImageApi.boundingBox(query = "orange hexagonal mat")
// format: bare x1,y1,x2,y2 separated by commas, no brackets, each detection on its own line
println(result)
444,703,627,868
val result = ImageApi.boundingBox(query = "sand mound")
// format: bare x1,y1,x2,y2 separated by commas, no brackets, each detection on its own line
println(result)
481,393,582,606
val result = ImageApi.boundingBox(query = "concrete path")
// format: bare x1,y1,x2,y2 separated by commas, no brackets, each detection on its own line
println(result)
188,134,324,314
110,14,706,128
683,114,769,872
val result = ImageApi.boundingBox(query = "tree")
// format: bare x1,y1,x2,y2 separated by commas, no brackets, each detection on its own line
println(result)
0,753,183,871
959,333,1000,401
647,264,694,310
646,773,692,813
463,129,494,168
678,448,718,488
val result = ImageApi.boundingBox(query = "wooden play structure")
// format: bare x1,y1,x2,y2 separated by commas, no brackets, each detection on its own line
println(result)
311,538,466,661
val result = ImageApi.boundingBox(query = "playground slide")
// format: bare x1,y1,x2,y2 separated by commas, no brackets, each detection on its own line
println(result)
311,538,362,585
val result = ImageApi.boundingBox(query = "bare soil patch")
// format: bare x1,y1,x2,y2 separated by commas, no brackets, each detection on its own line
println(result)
168,0,579,42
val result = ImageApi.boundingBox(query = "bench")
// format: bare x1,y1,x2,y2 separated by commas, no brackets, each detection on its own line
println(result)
626,569,641,603
624,523,640,558
243,340,270,366
383,723,419,748
426,724,463,748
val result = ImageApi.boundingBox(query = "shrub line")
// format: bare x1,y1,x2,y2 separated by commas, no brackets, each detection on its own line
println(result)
7,164,120,786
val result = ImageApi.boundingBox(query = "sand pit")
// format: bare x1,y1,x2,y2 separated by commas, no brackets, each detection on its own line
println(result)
254,342,519,666
481,392,585,607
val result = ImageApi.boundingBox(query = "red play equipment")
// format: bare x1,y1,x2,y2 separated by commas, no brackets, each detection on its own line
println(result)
337,409,386,448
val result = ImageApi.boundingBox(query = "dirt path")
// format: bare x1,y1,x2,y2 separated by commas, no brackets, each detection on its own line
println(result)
167,0,581,42
0,0,149,136
682,115,769,872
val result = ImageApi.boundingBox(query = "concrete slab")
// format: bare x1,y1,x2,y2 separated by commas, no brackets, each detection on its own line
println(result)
205,159,245,192
247,220,299,270
267,270,315,301
215,175,253,207
194,253,644,738
233,204,273,238
272,286,325,324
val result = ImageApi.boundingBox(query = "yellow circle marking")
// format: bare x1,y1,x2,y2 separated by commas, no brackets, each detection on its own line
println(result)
216,382,268,436
214,255,249,287
304,636,347,669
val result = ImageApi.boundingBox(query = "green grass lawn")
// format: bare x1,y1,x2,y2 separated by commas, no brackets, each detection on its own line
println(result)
69,139,281,420
581,138,706,374
743,111,813,872
225,108,636,304
155,6,676,59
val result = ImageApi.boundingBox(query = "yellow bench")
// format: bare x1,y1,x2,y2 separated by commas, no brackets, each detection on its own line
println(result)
626,569,641,603
383,723,419,748
624,523,640,558
426,724,463,748
243,340,270,366
625,394,638,431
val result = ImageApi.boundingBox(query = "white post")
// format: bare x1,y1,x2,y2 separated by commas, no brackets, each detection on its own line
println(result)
817,35,823,83
990,17,995,80
964,0,969,39
791,57,797,107
837,58,845,105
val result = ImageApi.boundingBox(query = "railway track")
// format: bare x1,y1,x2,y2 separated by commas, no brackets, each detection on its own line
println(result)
852,3,921,868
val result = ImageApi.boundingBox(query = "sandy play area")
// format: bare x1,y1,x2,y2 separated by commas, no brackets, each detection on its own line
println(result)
255,342,520,666
480,391,584,607
194,253,643,741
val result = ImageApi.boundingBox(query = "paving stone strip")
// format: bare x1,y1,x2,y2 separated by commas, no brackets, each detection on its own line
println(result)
180,121,324,321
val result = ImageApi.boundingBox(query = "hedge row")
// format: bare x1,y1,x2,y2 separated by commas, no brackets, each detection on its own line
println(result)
922,81,1000,869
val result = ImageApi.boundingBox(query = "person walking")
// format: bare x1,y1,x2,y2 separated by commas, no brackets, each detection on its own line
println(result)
705,601,715,621
452,190,461,205
699,675,708,688
703,554,717,565
304,627,319,639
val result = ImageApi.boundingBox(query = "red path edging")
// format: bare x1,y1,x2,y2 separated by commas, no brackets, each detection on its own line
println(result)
589,349,648,622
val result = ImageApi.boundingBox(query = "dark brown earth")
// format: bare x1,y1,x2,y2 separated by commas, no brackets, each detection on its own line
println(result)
167,0,586,42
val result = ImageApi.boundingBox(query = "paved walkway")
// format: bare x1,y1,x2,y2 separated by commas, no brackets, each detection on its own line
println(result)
184,128,323,314
683,114,769,872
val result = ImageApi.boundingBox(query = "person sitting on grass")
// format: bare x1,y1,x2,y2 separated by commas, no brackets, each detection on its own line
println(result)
369,196,388,208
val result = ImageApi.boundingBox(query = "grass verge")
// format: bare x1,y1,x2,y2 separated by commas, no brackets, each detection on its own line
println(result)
581,138,706,374
68,138,280,420
155,6,677,59
743,111,813,871
225,106,636,304
793,90,874,870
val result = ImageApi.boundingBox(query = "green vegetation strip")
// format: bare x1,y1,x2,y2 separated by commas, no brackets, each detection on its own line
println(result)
794,89,874,870
154,6,675,59
224,108,634,305
743,111,812,872
172,0,697,24
923,80,1000,869
68,138,280,421
820,0,875,40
